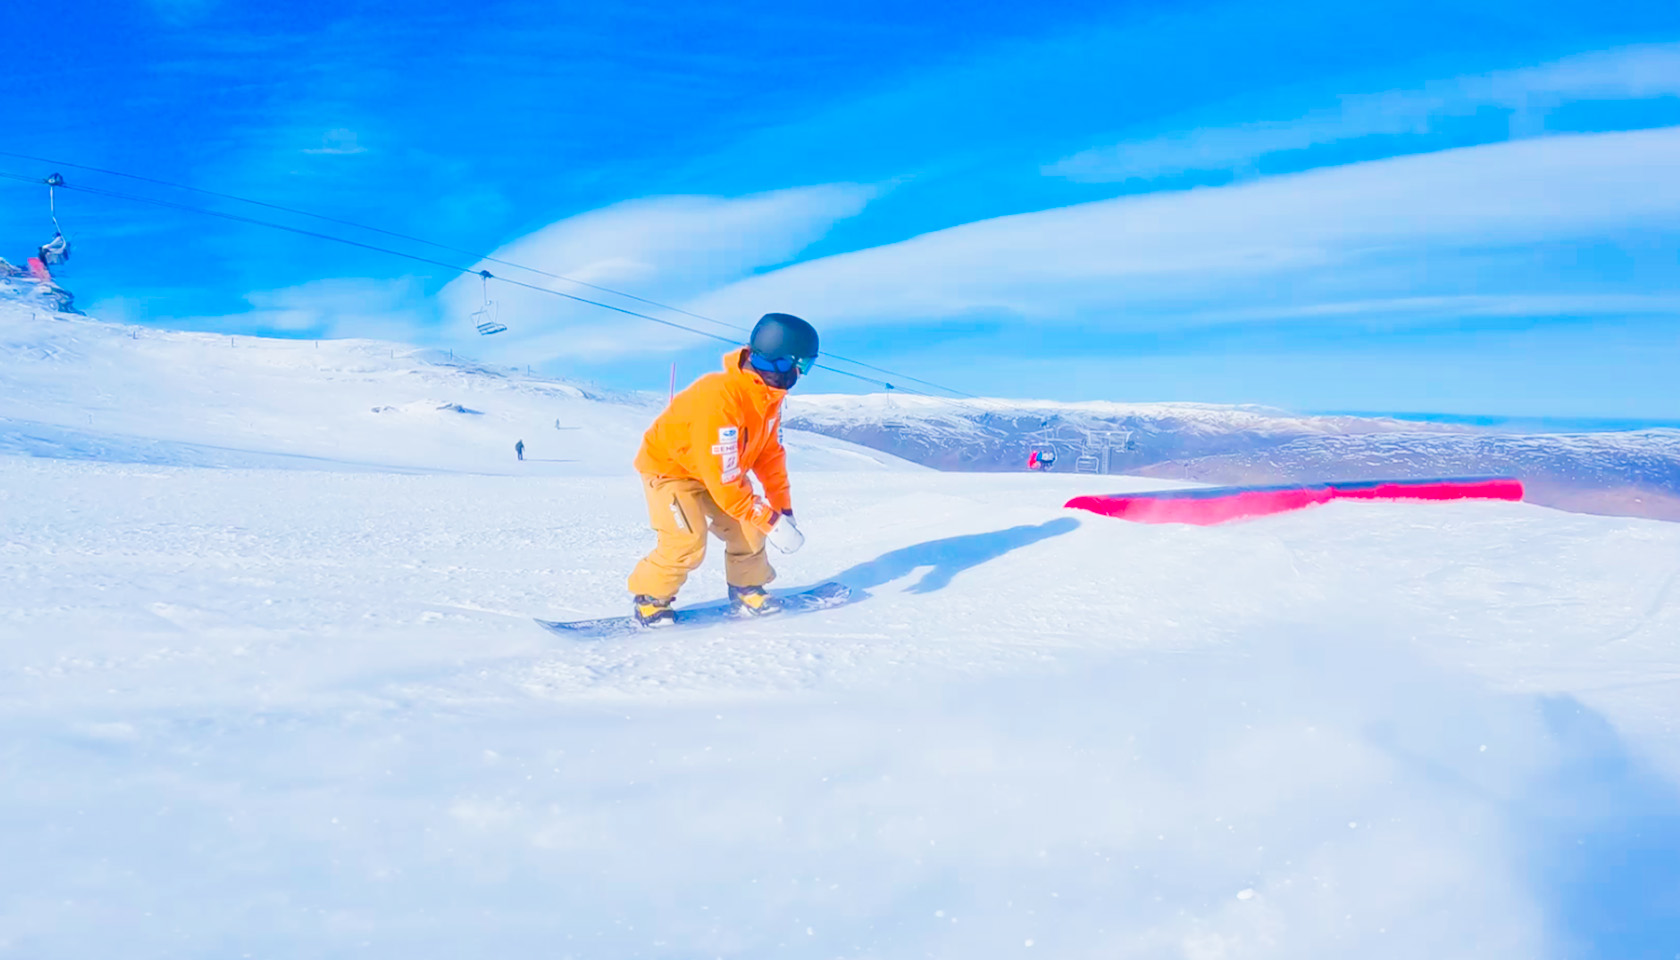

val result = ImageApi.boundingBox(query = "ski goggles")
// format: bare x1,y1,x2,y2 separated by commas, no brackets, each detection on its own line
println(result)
748,352,817,375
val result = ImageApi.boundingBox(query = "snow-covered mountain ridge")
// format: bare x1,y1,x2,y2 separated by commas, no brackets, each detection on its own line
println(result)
787,392,1475,468
787,392,1680,519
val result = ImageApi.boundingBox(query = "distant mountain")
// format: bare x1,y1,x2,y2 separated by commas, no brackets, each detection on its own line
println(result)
785,394,1479,472
787,394,1680,521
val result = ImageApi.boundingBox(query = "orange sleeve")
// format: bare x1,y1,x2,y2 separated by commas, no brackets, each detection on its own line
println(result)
754,416,792,513
689,404,779,533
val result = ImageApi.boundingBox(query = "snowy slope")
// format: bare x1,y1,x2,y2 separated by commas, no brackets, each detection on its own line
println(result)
4,459,1679,958
0,299,914,475
3,293,1679,957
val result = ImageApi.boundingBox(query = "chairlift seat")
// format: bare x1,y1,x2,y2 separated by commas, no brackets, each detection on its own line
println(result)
470,290,504,336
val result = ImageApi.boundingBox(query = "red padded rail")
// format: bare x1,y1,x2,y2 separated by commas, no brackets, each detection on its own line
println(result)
1066,478,1524,526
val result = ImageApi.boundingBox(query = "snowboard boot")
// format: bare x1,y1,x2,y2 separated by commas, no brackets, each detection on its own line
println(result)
633,594,677,628
728,584,783,617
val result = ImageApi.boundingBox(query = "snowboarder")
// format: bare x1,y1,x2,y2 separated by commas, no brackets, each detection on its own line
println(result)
627,312,817,627
515,439,525,461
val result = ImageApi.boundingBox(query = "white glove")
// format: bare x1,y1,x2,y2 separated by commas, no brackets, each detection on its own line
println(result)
766,512,804,554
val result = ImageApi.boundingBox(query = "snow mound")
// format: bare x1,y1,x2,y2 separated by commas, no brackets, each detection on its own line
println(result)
368,400,485,415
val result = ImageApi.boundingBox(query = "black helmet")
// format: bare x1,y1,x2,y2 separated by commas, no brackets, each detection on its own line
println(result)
746,313,819,390
749,313,819,361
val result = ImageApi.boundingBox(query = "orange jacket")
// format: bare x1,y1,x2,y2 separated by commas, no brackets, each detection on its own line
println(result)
634,348,792,533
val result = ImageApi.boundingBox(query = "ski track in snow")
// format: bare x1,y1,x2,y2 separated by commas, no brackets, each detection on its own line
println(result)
3,301,1680,957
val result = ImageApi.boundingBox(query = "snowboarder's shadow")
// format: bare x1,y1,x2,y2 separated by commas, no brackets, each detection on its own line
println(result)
836,517,1079,595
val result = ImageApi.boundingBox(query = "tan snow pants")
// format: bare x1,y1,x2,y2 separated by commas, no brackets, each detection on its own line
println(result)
627,475,773,600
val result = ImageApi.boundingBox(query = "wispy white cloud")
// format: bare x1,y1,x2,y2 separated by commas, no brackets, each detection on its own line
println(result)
133,186,874,363
1047,43,1680,183
243,277,434,340
301,128,370,156
434,183,878,362
123,277,436,342
690,127,1680,333
1180,294,1680,326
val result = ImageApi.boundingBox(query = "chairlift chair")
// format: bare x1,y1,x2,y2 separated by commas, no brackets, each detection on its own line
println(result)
470,270,506,335
473,304,506,336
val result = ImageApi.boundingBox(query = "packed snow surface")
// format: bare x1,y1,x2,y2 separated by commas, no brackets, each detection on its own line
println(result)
3,300,1679,957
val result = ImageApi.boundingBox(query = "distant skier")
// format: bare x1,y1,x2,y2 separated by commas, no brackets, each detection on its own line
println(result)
515,439,524,461
627,313,817,627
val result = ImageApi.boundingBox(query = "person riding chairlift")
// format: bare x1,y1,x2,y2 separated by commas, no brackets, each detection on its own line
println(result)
38,232,70,268
26,233,70,285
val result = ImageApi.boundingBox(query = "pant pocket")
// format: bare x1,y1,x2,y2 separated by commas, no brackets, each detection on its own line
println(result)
668,495,693,534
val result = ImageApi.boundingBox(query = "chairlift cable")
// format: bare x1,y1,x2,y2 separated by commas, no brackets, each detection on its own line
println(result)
0,152,975,397
0,169,935,396
45,172,65,236
0,153,739,329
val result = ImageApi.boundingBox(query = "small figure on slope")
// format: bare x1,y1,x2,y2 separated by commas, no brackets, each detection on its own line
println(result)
627,313,817,627
515,439,525,461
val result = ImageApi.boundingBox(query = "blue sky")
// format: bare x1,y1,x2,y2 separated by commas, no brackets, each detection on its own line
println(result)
3,0,1680,416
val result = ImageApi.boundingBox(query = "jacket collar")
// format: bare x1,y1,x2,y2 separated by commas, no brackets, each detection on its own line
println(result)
723,347,787,401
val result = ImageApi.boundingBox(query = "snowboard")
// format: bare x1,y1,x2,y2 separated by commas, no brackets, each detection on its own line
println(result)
536,581,854,640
